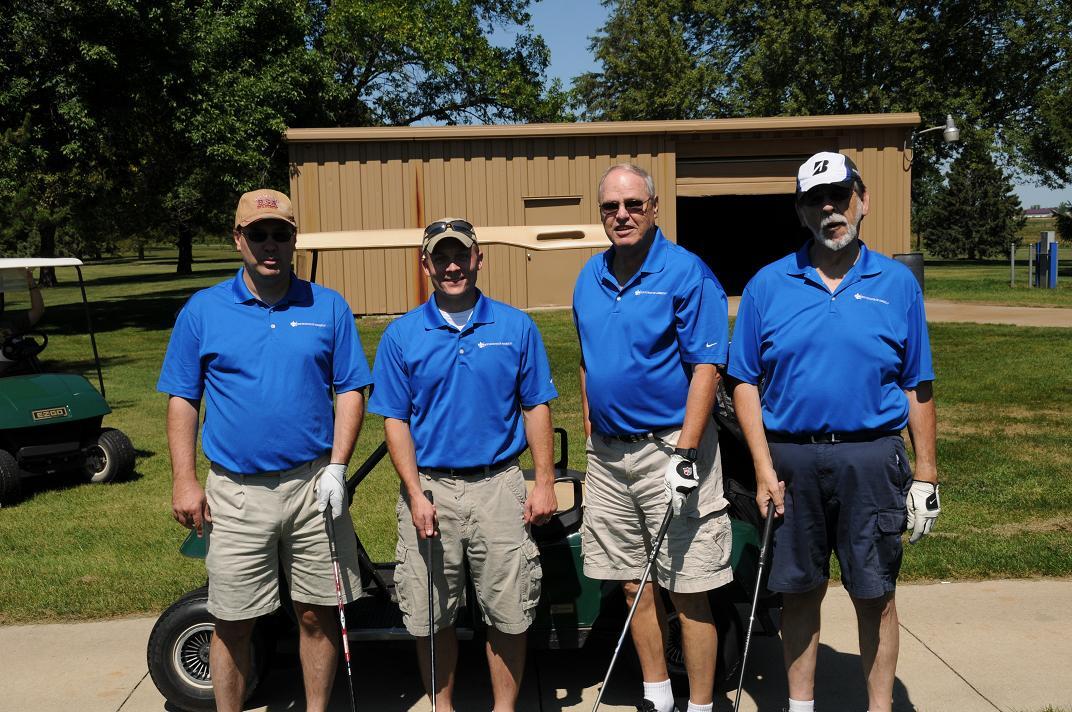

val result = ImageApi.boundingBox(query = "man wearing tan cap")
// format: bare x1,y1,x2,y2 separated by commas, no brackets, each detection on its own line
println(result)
370,218,559,711
158,189,373,712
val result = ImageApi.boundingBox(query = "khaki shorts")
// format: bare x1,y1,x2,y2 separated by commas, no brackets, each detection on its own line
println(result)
205,456,363,621
394,464,542,636
582,421,733,593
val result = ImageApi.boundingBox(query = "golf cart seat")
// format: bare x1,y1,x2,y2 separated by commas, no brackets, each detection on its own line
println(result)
523,427,584,545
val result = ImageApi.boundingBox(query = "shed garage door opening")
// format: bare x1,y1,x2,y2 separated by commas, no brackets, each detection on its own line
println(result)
677,195,812,296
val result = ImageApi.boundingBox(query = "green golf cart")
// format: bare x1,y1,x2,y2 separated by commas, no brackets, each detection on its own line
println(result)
0,257,134,505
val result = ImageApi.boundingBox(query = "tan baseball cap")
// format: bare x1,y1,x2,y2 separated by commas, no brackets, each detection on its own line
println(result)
234,189,296,229
422,218,476,254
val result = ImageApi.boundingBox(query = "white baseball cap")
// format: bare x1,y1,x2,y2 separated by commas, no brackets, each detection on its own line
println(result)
796,152,862,195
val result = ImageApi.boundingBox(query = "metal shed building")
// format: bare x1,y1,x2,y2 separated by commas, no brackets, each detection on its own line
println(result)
287,113,919,315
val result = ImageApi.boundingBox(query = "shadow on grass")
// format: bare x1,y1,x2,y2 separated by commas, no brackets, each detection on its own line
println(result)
78,265,234,290
37,289,211,335
16,467,145,503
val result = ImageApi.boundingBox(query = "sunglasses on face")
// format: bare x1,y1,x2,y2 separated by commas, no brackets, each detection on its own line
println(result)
242,226,295,243
599,197,652,216
800,185,853,206
423,219,475,240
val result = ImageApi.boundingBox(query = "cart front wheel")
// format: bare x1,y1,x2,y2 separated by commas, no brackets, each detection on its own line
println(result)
147,587,272,712
0,448,22,506
83,428,134,483
665,595,744,692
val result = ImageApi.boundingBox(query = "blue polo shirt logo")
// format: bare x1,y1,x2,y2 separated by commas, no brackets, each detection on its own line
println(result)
634,289,667,296
477,341,513,348
290,320,328,327
853,292,890,305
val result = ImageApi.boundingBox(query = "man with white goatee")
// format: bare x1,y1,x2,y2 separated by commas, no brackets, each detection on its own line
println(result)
728,152,941,712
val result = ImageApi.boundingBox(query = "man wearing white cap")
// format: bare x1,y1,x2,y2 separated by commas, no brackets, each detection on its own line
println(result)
727,153,940,712
158,189,373,712
370,217,558,712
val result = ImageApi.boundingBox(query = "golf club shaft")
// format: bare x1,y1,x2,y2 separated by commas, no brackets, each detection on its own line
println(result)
424,490,437,712
325,504,358,712
733,500,776,712
592,503,675,712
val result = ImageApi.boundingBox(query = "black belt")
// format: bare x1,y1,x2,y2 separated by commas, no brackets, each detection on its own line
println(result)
766,430,901,444
422,457,518,477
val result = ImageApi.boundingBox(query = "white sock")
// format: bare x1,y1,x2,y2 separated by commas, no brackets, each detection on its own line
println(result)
788,699,815,712
643,679,675,712
686,702,713,712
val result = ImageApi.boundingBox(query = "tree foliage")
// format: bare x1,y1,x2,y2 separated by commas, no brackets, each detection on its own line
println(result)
0,0,565,272
918,141,1025,260
572,0,1072,198
1055,203,1072,245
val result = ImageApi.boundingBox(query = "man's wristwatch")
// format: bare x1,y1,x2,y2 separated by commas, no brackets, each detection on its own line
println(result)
674,447,698,461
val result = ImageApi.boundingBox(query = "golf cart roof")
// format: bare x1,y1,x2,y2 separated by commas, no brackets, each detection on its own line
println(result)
0,258,84,269
296,225,609,252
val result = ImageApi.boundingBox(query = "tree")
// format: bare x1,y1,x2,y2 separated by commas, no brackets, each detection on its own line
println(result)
571,0,1072,205
1,0,566,274
918,142,1025,260
571,0,733,120
1055,203,1072,245
313,0,567,126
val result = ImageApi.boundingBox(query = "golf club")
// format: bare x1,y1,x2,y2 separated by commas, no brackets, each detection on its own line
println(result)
424,489,437,712
324,503,358,712
733,500,776,712
591,502,675,712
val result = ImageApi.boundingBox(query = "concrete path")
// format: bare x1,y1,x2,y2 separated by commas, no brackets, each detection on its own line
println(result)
726,297,1072,328
2,579,1070,712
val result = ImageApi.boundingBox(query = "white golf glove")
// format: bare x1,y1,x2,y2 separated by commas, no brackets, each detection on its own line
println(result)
906,480,941,544
663,453,698,516
316,463,348,519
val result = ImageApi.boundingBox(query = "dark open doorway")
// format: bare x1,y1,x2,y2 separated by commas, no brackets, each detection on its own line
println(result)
677,194,812,296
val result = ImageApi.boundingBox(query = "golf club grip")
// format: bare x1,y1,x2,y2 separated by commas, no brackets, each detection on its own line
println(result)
324,503,338,557
760,499,776,553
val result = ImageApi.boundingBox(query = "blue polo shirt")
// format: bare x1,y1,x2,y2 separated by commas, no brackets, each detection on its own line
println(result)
368,291,558,469
573,229,729,436
728,242,934,434
157,269,373,473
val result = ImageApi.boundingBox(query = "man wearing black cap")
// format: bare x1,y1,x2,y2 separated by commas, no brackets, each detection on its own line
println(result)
370,217,559,712
728,153,940,712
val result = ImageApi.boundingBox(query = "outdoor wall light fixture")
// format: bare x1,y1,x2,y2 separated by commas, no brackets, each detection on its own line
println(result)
905,114,961,167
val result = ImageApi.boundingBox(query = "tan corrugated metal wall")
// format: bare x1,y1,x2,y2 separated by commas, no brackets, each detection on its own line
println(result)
288,115,917,315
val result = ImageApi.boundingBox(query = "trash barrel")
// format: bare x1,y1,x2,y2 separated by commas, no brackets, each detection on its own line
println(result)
893,252,925,293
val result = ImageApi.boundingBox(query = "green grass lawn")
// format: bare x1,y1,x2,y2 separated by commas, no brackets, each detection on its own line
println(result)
1,247,1070,623
924,251,1072,307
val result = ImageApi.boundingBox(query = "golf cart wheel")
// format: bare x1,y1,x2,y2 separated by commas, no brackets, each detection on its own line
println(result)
665,596,744,692
146,586,272,712
83,428,134,483
0,448,21,506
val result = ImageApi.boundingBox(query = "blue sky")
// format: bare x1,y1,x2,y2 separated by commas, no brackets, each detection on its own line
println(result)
512,0,1071,209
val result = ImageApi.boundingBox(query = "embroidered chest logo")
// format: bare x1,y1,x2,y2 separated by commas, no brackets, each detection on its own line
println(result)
634,289,668,296
290,320,328,328
477,341,513,349
853,293,889,305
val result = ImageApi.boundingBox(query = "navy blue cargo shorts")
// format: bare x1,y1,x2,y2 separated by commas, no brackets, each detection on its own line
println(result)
767,435,914,600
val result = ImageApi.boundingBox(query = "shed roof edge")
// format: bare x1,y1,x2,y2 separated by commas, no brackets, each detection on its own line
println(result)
286,113,921,143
